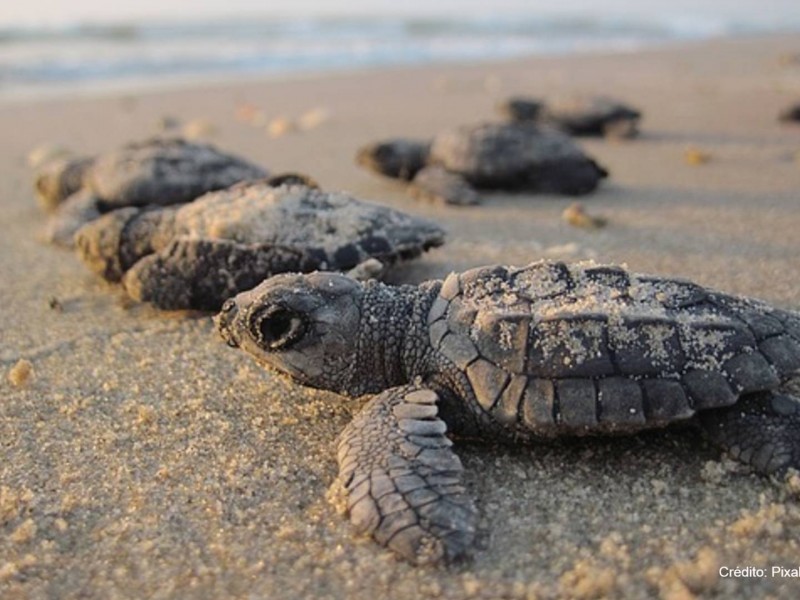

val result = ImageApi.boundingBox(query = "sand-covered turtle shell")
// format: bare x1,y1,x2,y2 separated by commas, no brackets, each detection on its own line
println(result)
163,182,441,260
540,95,641,136
427,261,800,436
35,137,271,247
500,95,642,138
428,123,599,189
85,137,268,208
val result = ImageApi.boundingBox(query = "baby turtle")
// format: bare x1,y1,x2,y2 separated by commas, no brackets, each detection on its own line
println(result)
34,137,268,246
75,181,444,311
499,94,642,139
216,260,800,565
357,123,607,206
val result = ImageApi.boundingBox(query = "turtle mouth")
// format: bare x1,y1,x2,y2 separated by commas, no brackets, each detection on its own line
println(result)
215,299,240,348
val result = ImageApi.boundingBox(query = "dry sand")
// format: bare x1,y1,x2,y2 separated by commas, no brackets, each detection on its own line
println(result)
2,34,800,599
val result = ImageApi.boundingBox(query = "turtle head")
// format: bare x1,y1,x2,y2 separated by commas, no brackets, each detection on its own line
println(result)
34,156,93,212
215,272,366,395
356,139,430,181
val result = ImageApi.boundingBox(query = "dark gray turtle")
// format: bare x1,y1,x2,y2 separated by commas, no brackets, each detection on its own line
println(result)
216,260,800,565
357,123,607,206
499,94,642,138
75,181,444,311
34,137,268,246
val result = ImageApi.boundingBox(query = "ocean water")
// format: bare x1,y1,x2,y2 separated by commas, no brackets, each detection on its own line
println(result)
1,13,798,100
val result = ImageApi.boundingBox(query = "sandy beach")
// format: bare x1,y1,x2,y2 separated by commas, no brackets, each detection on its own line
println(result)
2,33,800,599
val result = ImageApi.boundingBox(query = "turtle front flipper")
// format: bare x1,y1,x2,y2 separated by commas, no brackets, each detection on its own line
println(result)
699,391,800,477
122,238,316,311
336,384,477,565
410,166,481,206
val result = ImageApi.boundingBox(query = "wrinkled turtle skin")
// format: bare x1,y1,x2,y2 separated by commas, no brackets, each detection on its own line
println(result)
217,260,800,565
75,181,445,311
499,94,642,139
34,137,269,246
357,123,608,206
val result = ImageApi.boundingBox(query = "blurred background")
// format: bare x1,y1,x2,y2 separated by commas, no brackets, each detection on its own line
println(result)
2,0,800,100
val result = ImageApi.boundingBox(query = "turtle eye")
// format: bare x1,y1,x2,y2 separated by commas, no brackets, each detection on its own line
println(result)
252,306,307,351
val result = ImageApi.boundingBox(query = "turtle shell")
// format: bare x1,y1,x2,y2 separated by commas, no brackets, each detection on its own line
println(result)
165,182,445,268
427,123,589,188
86,137,267,208
427,261,800,436
542,95,641,135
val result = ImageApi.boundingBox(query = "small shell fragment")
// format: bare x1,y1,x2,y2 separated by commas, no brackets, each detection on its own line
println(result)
235,103,265,125
684,146,712,166
182,118,217,140
267,117,296,138
8,359,34,387
297,107,331,131
562,202,607,229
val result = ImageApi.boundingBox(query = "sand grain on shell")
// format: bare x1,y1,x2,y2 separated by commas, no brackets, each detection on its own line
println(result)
173,183,441,258
460,261,751,371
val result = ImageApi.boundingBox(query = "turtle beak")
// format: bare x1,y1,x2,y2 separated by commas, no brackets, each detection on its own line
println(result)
215,298,240,348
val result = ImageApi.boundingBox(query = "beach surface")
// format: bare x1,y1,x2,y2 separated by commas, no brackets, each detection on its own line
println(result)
2,34,800,599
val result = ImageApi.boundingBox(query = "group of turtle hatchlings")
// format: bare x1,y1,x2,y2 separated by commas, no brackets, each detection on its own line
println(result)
32,95,800,565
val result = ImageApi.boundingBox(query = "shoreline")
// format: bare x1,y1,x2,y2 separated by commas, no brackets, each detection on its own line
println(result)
1,31,797,107
2,31,800,599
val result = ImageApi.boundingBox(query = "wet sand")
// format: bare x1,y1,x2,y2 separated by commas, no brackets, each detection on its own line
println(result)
2,33,800,599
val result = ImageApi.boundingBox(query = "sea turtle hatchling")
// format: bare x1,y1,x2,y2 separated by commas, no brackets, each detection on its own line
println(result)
216,260,800,565
357,122,608,206
33,137,269,247
75,181,445,311
498,94,643,139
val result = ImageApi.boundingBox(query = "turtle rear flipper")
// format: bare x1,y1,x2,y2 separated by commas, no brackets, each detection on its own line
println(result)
122,238,315,311
700,391,800,476
337,385,477,565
